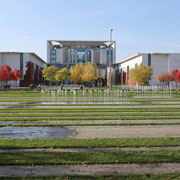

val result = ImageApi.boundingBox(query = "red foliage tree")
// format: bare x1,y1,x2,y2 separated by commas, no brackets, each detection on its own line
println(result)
33,65,39,85
0,65,21,88
0,65,12,82
171,69,180,87
20,61,33,87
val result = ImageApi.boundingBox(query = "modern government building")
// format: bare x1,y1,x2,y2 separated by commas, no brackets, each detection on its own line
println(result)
1,39,180,87
47,40,116,65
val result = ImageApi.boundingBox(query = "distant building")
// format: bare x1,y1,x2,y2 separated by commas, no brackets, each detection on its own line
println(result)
0,52,46,87
47,40,116,65
47,40,116,86
116,53,180,86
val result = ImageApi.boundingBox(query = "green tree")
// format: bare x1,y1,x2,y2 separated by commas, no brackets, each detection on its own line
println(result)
42,66,59,84
129,64,153,85
55,68,70,83
70,64,84,83
82,62,99,83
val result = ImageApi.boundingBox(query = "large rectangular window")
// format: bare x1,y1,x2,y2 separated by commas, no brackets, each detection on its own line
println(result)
32,63,34,80
107,49,113,64
120,68,123,84
148,54,151,66
37,65,39,80
20,53,23,79
127,66,129,81
50,49,56,64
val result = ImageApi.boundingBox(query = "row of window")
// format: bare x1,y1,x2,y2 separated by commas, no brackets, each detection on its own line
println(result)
50,48,114,64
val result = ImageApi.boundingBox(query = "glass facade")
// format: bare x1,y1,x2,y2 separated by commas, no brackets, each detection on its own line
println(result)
107,49,113,64
50,49,56,64
69,48,91,64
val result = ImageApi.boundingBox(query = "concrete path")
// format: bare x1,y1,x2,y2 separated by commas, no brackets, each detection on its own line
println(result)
0,163,180,176
68,125,180,138
1,146,180,153
1,125,180,139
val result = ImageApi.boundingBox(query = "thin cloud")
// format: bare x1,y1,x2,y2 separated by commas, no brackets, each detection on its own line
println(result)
23,36,30,40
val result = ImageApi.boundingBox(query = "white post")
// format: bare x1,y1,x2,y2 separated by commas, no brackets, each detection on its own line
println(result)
109,29,113,90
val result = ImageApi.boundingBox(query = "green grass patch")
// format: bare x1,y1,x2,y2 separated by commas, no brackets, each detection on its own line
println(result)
1,112,180,117
1,122,180,127
1,116,180,121
0,107,180,113
0,137,179,149
0,150,180,165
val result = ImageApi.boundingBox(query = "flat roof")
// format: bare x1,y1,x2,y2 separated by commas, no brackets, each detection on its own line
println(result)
118,53,142,64
48,40,116,47
118,52,180,64
0,52,46,64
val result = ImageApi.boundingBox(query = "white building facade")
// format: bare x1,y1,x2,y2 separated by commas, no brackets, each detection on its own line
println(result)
0,52,45,87
118,53,180,86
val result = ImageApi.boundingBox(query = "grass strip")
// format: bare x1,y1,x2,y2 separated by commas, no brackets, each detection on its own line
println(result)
1,116,180,121
0,107,180,113
1,122,180,127
0,173,180,180
0,150,180,165
1,112,180,117
0,137,179,148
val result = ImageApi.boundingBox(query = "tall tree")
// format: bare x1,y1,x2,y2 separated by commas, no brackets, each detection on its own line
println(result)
70,64,84,83
42,66,59,84
82,62,99,83
55,68,70,83
129,64,153,85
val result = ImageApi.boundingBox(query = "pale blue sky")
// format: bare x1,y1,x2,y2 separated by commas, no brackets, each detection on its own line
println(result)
0,0,180,62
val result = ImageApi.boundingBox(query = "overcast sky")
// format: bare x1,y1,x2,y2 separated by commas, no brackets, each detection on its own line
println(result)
0,0,180,62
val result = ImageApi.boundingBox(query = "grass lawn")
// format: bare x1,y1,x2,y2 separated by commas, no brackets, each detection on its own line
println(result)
0,138,180,149
0,150,180,165
0,107,180,113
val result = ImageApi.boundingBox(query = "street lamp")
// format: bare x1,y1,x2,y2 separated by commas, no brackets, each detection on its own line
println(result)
109,29,113,90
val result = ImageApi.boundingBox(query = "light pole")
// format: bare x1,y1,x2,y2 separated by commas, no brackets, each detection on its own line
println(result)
109,29,113,90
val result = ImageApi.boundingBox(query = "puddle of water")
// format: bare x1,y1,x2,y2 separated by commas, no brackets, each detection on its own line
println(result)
0,106,36,109
0,126,76,139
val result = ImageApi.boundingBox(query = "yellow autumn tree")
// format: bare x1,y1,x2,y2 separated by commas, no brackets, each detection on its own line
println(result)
55,68,70,83
42,66,59,83
70,64,84,83
129,64,153,85
82,62,99,83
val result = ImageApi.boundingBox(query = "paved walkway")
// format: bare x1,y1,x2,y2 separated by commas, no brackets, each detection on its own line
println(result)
68,125,180,138
0,163,180,176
